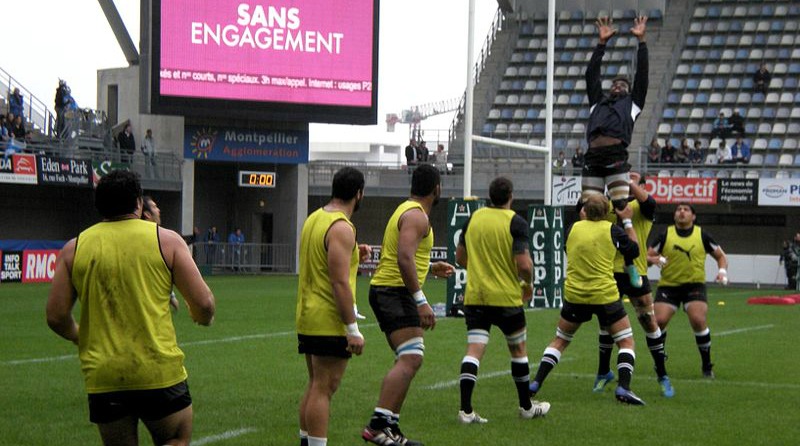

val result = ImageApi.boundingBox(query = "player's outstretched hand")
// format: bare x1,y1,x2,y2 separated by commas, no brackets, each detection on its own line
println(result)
631,16,648,41
431,261,456,278
596,16,617,44
418,303,436,330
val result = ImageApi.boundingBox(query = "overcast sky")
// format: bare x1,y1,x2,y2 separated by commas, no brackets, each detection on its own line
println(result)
0,0,498,146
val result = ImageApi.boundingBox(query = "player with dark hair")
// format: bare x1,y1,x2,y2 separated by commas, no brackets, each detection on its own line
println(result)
582,16,648,211
46,170,215,445
530,194,646,406
363,164,455,446
647,203,729,379
593,172,672,397
455,177,550,424
297,167,371,446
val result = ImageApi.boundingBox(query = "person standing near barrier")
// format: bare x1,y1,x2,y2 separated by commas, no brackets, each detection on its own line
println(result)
46,170,215,445
297,167,371,446
362,164,455,446
141,129,158,178
529,195,646,406
455,177,550,424
592,172,672,398
647,203,729,379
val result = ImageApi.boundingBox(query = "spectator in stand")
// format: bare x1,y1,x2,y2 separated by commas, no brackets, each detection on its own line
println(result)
571,146,585,174
0,115,10,142
675,139,691,164
553,151,568,175
716,140,732,164
54,80,76,138
729,110,745,137
689,140,704,164
432,143,449,174
660,140,676,163
417,141,429,163
753,63,771,95
405,139,418,172
730,137,750,164
9,88,24,120
118,123,136,164
647,138,661,164
11,115,26,139
141,128,157,178
710,112,731,143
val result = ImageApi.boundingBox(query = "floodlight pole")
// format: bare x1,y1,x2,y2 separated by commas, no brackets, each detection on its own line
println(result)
463,0,476,198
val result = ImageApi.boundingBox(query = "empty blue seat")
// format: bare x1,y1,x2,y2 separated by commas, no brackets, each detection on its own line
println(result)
712,35,726,46
794,154,800,166
673,123,686,133
705,107,719,118
578,109,590,119
482,123,495,135
708,6,721,17
623,9,636,19
555,38,565,49
713,78,726,89
620,23,632,33
512,80,524,90
686,79,699,89
745,123,757,134
649,9,663,21
769,139,782,150
790,63,800,74
686,36,699,46
663,108,677,119
796,93,800,103
570,94,583,105
554,139,567,150
763,108,776,118
763,5,775,16
537,80,547,91
771,21,784,32
709,49,722,60
501,109,514,119
736,49,749,60
571,10,584,20
752,92,765,102
526,109,538,119
605,65,619,76
668,93,679,104
729,20,743,32
523,52,536,63
578,37,591,48
695,93,709,104
742,78,754,89
778,48,790,59
746,62,759,73
765,154,778,165
786,78,799,89
754,34,767,45
563,80,575,90
691,64,703,74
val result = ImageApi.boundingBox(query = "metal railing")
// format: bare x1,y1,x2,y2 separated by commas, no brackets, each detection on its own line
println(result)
194,242,295,273
0,66,56,136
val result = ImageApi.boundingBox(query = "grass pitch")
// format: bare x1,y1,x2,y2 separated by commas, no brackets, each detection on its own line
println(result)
1,276,799,445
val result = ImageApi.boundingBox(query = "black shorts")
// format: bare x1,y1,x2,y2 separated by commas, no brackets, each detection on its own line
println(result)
369,286,421,334
88,381,192,424
297,334,351,359
614,273,652,299
655,283,707,308
464,305,526,335
561,299,627,327
582,144,630,178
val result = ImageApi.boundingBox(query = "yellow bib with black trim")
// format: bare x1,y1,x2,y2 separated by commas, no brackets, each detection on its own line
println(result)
464,207,520,307
371,200,433,288
659,225,706,286
565,220,619,304
606,200,652,274
72,219,182,393
296,208,358,336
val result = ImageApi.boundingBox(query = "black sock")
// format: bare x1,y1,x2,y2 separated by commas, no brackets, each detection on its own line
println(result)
511,357,532,410
597,331,614,376
300,439,308,446
617,348,635,390
695,328,712,370
532,347,561,392
646,329,668,378
368,408,393,430
459,356,479,413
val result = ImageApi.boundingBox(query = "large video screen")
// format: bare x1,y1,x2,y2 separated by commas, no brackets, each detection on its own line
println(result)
148,0,378,124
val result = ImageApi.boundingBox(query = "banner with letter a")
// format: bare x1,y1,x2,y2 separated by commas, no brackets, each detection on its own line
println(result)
446,198,485,317
527,205,565,308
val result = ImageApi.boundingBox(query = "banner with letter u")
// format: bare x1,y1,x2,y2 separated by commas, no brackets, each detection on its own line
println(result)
527,205,565,308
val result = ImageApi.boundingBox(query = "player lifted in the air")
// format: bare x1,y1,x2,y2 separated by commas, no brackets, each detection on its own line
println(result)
582,16,648,211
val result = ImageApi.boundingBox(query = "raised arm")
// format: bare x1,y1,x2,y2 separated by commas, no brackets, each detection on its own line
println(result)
586,17,616,106
630,16,649,110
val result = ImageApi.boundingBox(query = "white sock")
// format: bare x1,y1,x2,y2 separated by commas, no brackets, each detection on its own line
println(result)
308,436,327,446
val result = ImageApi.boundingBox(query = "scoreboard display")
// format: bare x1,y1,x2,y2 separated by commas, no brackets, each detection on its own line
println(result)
238,170,276,188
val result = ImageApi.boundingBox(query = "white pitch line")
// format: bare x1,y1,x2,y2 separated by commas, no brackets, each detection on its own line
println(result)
714,324,774,337
1,323,380,366
193,427,257,445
